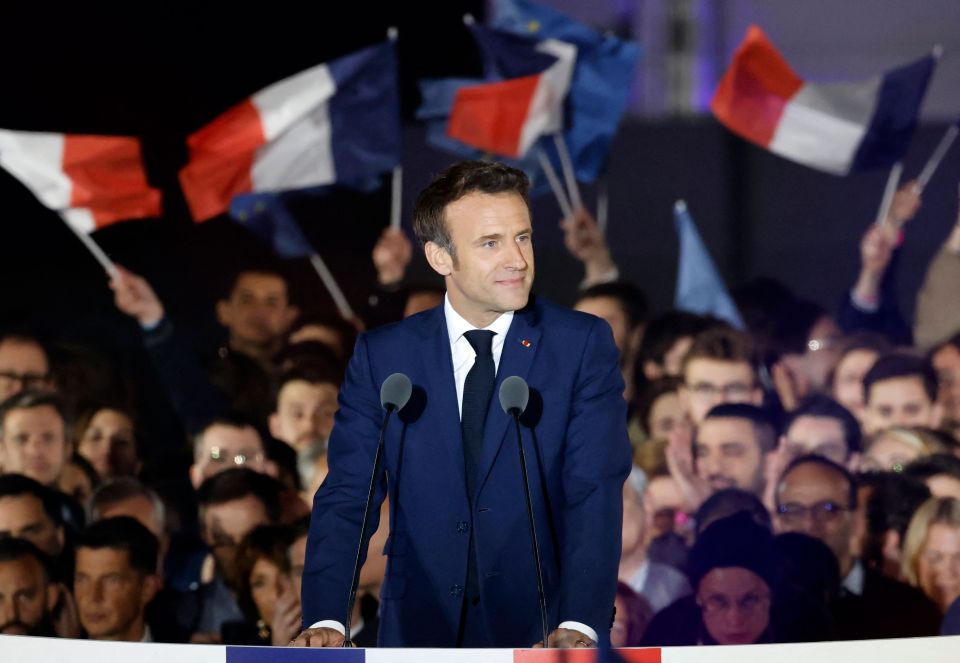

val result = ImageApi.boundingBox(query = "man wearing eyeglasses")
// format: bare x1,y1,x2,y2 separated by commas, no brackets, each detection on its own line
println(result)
678,327,763,426
0,333,53,402
774,455,940,639
189,415,277,489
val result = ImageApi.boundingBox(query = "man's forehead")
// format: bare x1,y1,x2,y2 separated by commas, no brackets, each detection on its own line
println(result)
869,376,929,401
0,493,48,520
779,463,848,500
232,272,288,296
787,415,845,440
0,555,45,582
444,192,530,231
698,417,756,442
4,405,65,429
686,358,754,381
0,339,48,366
76,546,133,572
202,424,263,449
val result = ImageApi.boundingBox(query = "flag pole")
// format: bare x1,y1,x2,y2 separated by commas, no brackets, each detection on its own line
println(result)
596,177,609,237
875,162,903,227
390,165,403,229
309,252,356,321
916,122,959,190
552,133,583,211
537,148,573,219
61,216,119,278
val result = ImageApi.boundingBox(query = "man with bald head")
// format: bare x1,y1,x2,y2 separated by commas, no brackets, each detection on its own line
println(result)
774,455,939,639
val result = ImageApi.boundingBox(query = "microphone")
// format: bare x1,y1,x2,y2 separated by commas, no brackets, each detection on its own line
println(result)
499,376,549,648
344,373,411,646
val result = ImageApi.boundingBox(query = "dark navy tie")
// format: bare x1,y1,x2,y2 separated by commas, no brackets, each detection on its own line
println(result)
461,330,496,499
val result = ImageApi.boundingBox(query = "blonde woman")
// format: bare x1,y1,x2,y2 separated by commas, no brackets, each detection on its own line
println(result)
860,427,949,474
902,497,960,612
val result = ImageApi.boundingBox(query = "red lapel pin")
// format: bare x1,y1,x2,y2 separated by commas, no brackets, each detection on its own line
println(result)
520,339,531,348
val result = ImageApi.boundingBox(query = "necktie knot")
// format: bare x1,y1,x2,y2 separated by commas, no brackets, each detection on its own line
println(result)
464,329,495,357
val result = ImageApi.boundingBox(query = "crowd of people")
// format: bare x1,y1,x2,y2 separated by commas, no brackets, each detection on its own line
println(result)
1,167,960,648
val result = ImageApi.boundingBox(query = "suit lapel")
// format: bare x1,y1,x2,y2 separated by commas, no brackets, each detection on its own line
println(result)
476,302,542,496
419,306,467,489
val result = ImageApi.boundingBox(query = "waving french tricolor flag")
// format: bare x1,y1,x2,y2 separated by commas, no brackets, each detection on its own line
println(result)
446,24,576,159
179,40,400,222
711,26,936,175
0,130,161,231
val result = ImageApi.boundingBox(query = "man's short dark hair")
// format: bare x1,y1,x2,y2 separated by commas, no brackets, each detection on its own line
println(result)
904,453,960,484
862,353,938,403
681,326,758,377
784,394,862,455
88,478,166,531
778,454,858,510
196,468,282,524
638,311,717,367
0,536,55,581
224,265,291,301
575,282,649,330
75,516,158,577
193,413,264,460
0,390,67,437
636,376,682,438
695,488,772,535
273,364,344,406
857,472,931,570
703,403,778,452
412,160,530,256
0,474,64,527
931,331,960,356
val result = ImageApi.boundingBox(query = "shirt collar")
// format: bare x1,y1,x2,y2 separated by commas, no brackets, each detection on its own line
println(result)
842,558,866,596
444,294,514,346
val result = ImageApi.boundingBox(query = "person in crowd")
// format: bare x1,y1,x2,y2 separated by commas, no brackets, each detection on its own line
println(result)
58,454,99,505
930,332,960,432
861,353,944,435
74,405,139,480
88,478,169,570
619,468,691,614
642,512,778,646
768,299,844,408
774,455,940,638
860,427,949,473
0,333,54,402
228,524,300,645
185,468,282,642
611,582,653,647
643,473,691,571
773,532,841,642
914,210,960,349
836,181,921,346
901,497,960,614
678,327,763,426
856,472,931,581
0,538,61,636
574,281,649,401
905,454,960,499
268,366,340,488
829,333,891,423
694,488,771,535
74,516,163,642
636,312,716,389
189,415,276,489
110,265,299,432
0,390,72,488
635,377,685,443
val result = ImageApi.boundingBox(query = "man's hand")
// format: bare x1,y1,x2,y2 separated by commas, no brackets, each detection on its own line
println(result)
109,265,165,327
372,227,413,286
290,626,346,647
271,582,302,646
885,180,922,229
664,421,711,513
532,627,595,648
853,223,897,303
561,208,617,284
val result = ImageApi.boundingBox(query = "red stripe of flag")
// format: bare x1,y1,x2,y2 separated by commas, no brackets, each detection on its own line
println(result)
62,135,161,228
447,74,542,158
513,648,662,663
710,25,804,148
178,100,266,222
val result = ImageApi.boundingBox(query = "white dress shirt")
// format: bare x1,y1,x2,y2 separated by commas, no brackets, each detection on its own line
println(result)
312,296,597,644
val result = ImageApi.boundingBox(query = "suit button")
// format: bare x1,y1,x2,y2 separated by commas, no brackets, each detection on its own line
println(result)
456,521,469,533
449,584,463,597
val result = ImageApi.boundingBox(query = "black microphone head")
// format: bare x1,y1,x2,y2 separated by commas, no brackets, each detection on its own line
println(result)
380,373,412,411
499,376,529,415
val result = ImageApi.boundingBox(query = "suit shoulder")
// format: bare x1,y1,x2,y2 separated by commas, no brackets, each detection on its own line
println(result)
356,306,439,349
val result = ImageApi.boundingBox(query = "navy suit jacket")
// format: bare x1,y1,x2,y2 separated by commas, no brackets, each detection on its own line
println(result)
301,296,631,647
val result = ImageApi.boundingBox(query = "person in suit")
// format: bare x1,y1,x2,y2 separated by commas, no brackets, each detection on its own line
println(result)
293,161,631,648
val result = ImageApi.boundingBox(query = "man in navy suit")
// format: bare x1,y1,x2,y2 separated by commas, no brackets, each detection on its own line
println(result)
293,161,631,648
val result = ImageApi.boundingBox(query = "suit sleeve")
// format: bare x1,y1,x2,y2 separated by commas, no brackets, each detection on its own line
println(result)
557,318,632,638
301,334,389,627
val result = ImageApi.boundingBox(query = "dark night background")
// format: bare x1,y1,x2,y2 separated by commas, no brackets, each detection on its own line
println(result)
1,1,958,365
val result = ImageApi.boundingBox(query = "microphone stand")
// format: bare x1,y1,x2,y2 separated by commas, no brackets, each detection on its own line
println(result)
509,408,550,648
343,406,394,647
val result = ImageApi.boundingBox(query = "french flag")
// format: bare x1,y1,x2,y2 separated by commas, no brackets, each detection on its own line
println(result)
711,26,936,175
0,130,161,231
446,25,576,158
179,40,401,223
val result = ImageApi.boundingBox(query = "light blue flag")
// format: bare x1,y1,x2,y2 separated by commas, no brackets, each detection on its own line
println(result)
674,200,745,329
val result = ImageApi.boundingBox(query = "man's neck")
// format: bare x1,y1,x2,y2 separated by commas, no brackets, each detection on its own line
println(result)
617,546,647,583
97,617,146,642
228,337,281,365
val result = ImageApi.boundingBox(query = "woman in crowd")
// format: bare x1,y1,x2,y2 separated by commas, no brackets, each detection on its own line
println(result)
901,497,960,613
74,404,140,480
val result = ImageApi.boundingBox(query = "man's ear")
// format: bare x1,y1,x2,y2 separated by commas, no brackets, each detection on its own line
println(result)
282,305,300,331
424,241,453,277
45,582,62,612
140,574,161,607
268,412,283,442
